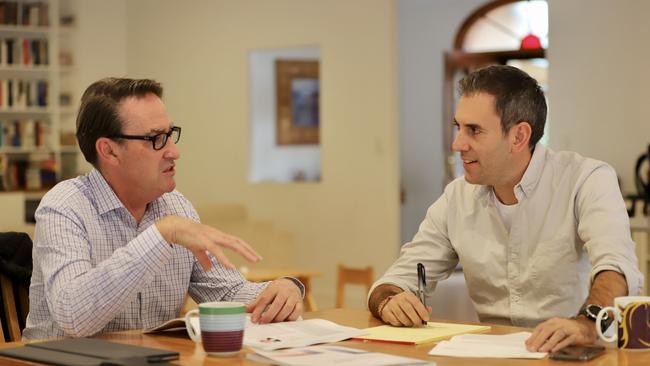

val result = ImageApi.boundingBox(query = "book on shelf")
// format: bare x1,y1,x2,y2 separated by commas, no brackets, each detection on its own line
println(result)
0,118,49,148
0,1,49,27
0,38,49,66
0,1,18,26
0,79,48,108
0,153,56,191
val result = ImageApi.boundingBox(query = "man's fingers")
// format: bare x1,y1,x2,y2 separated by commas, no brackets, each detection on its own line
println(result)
250,293,273,323
540,329,567,353
250,302,267,323
260,292,287,324
526,324,551,351
405,295,430,322
205,245,235,269
246,296,260,313
272,298,295,322
382,308,401,326
390,303,413,327
551,334,576,353
288,302,302,321
397,299,424,326
210,231,261,262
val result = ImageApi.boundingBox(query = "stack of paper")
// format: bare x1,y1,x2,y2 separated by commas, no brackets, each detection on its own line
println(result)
248,345,437,366
244,318,367,351
353,322,491,345
428,332,547,359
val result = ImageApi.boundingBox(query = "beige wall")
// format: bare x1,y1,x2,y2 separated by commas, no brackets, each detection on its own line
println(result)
548,0,650,194
124,0,400,308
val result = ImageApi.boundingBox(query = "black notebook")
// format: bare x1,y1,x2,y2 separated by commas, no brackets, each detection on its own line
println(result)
0,338,179,366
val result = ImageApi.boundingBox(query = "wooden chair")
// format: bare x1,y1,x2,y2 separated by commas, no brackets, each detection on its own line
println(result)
0,274,28,342
335,264,374,308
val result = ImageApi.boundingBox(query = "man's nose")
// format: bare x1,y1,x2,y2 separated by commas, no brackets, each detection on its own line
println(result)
451,132,468,152
164,139,181,160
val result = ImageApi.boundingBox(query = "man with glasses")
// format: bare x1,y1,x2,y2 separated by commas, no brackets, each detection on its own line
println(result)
24,78,303,339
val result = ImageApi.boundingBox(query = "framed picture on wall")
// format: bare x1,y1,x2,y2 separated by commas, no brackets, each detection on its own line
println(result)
275,59,320,145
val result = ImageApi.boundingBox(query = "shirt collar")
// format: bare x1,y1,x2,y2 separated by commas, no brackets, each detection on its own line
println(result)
516,142,546,199
473,142,547,202
87,169,128,215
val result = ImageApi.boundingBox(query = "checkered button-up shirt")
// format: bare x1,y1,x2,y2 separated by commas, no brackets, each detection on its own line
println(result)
23,169,267,339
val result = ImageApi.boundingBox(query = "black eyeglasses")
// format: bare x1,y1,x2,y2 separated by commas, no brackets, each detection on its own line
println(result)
108,126,181,150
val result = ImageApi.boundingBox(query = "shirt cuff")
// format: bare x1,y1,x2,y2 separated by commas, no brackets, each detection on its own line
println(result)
282,276,305,298
591,263,643,296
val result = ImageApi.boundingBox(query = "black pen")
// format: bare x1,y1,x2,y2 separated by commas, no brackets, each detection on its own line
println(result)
417,262,427,325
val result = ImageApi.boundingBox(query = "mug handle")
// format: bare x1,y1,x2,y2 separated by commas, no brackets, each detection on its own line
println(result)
184,309,201,342
596,306,618,342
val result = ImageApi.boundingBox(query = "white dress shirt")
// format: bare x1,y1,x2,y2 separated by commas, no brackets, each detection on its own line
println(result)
372,144,643,327
24,169,268,339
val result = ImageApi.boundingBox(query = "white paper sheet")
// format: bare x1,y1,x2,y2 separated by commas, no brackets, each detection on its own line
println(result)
249,345,437,366
244,318,367,351
428,332,547,359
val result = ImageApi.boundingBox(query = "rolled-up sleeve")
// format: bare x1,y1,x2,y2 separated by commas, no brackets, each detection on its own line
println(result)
369,188,459,303
575,164,644,296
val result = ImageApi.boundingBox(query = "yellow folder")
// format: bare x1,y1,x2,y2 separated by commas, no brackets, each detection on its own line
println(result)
353,322,491,345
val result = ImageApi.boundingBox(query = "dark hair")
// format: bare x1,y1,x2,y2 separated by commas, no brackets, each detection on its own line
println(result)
76,77,163,166
458,65,547,148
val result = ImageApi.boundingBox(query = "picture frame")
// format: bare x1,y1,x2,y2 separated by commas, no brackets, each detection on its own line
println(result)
275,59,320,145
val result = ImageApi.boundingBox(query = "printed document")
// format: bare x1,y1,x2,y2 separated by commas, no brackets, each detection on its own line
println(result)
248,345,437,366
244,318,367,351
428,332,547,359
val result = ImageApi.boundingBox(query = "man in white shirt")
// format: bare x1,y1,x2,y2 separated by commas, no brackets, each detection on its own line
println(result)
368,65,642,352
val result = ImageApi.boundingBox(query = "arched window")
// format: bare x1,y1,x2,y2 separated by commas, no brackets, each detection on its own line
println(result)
443,0,548,182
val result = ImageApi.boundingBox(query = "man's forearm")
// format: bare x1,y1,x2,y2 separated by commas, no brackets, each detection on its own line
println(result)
368,284,403,318
584,270,628,307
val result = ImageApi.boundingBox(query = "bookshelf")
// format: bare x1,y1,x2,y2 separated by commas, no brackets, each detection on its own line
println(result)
0,0,77,195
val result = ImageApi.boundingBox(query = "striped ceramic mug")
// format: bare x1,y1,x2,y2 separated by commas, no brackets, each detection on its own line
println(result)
185,301,246,356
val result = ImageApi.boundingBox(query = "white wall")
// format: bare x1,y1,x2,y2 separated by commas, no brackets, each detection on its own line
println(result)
548,0,650,195
397,0,488,244
125,0,399,308
249,47,321,183
62,0,128,173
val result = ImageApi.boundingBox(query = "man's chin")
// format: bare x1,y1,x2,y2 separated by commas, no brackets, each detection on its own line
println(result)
463,175,480,185
164,180,176,193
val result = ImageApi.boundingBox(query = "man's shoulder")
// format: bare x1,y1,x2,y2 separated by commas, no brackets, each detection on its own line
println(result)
40,175,92,210
546,148,613,176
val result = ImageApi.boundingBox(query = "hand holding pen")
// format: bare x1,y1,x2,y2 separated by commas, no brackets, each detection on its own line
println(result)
375,264,432,327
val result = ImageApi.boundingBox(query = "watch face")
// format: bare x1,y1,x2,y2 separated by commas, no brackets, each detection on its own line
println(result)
587,305,607,320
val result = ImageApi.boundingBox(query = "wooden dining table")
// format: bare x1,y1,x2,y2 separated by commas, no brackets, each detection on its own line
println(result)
1,308,649,365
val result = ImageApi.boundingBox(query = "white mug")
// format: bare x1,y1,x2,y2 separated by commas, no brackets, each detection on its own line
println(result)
596,296,650,350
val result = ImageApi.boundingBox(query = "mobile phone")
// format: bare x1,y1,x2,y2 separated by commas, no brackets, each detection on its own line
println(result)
549,345,605,361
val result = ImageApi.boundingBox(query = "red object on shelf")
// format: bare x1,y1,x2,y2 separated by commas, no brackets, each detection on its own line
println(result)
520,33,542,50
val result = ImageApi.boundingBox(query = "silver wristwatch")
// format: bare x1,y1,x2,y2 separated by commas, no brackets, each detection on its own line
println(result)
578,304,611,330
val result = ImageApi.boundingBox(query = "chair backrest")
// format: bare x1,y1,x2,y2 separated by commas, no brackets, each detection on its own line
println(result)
0,273,25,342
335,264,374,308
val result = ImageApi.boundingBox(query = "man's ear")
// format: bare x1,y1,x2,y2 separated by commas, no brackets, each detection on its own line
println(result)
510,122,532,153
96,137,121,166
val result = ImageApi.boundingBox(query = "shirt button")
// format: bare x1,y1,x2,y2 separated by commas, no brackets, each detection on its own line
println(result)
512,295,520,302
